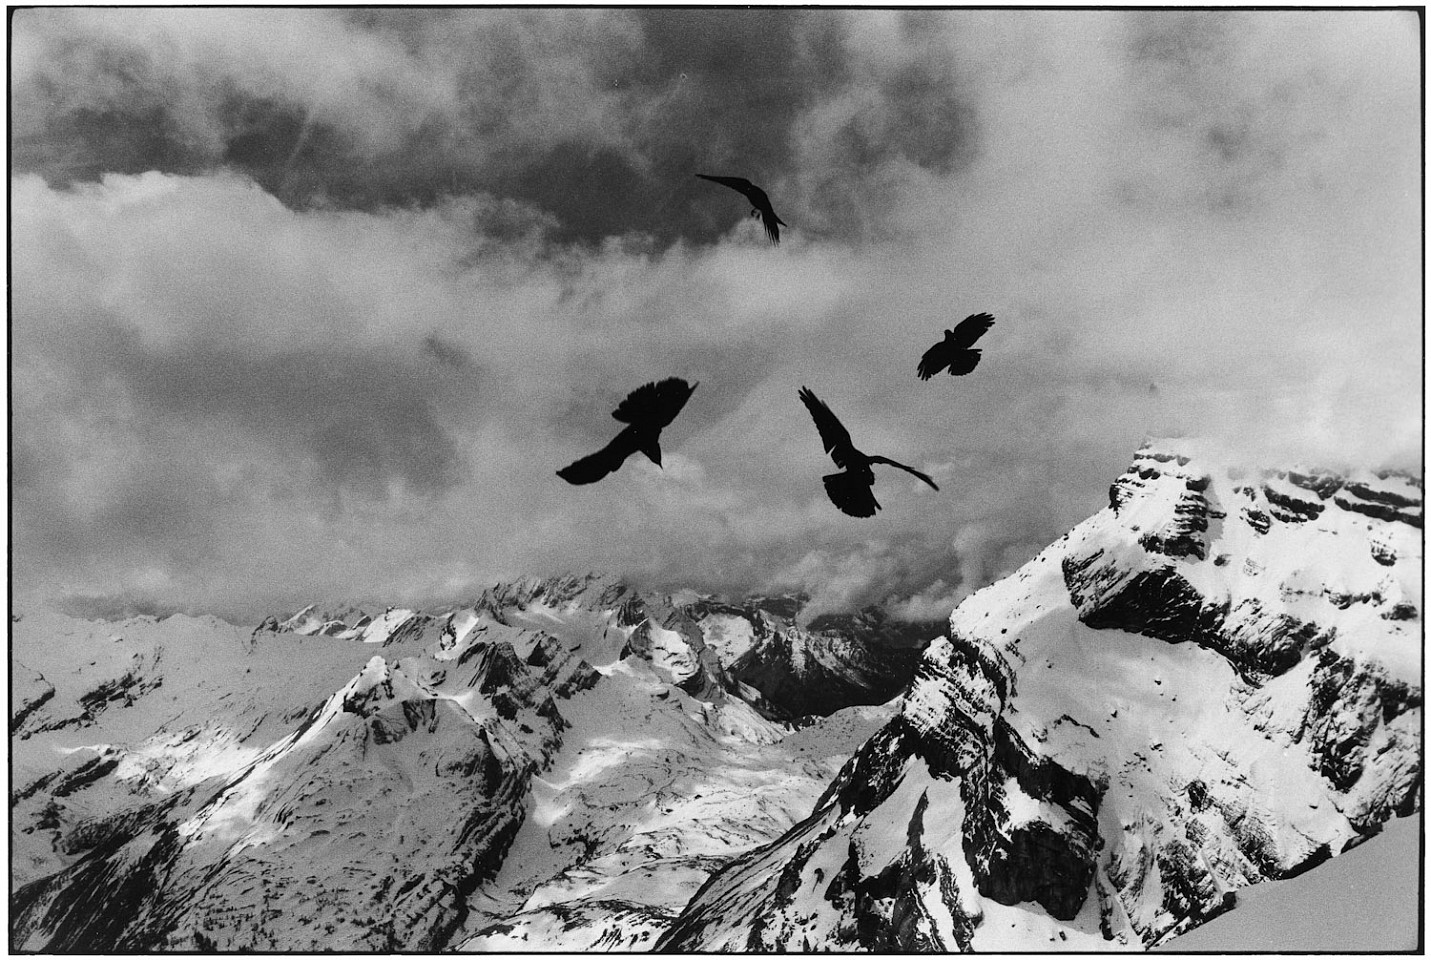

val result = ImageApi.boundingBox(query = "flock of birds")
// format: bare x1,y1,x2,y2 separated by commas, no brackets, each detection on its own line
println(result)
557,174,996,518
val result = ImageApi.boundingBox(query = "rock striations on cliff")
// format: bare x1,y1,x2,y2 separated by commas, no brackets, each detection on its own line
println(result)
659,440,1422,951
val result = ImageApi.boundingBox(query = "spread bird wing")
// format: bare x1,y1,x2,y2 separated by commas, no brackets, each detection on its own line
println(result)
951,312,995,349
557,427,641,485
612,378,697,428
868,455,940,491
697,174,785,243
798,387,857,470
822,471,881,518
917,339,952,380
695,174,758,200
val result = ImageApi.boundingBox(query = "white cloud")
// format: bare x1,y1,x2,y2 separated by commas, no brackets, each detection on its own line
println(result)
10,11,1421,622
885,579,962,623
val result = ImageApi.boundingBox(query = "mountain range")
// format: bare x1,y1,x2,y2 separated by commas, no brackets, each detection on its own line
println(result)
10,440,1422,951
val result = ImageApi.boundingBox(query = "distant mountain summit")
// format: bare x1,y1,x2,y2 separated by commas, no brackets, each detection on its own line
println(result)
660,440,1422,950
248,573,935,722
12,442,1420,951
682,596,929,719
12,573,933,950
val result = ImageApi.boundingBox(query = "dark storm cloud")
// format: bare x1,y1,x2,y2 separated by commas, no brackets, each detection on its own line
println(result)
615,10,979,243
617,10,834,183
12,9,981,248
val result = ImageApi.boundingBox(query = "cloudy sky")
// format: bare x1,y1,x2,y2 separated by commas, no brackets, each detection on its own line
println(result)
11,8,1421,623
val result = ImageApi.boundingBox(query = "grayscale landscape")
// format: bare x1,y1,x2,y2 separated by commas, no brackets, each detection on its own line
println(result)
10,8,1422,953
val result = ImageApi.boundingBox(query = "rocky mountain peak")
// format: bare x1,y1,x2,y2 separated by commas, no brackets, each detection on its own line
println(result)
473,571,636,621
12,445,1419,952
661,442,1422,951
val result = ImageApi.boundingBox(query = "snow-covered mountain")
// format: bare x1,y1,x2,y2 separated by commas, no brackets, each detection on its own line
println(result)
658,441,1422,950
10,575,928,951
11,442,1421,951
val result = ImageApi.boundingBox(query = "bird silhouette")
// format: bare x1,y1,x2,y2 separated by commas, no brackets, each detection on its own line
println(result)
917,312,996,380
797,387,938,517
695,174,787,244
557,378,698,485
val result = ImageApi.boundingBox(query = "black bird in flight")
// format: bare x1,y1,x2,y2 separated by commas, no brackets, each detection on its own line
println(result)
557,378,698,485
917,312,996,380
797,387,939,517
695,174,787,244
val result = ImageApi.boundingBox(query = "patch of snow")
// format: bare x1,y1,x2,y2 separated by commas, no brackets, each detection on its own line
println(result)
695,613,758,665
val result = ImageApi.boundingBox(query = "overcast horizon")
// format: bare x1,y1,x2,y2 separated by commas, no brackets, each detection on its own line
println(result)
10,8,1422,624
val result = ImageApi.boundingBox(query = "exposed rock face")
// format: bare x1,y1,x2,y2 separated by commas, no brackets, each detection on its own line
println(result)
10,595,640,952
662,441,1422,951
13,647,166,740
620,598,730,702
1108,447,1216,559
671,597,933,719
1069,448,1419,686
465,574,934,721
475,572,637,619
464,899,674,951
659,628,1107,952
11,636,592,951
1334,477,1424,528
10,575,923,952
11,665,56,735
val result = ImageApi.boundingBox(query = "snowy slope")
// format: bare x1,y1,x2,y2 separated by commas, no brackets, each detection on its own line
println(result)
12,612,594,950
661,441,1422,951
12,609,386,892
10,575,909,951
13,444,1418,952
458,668,895,950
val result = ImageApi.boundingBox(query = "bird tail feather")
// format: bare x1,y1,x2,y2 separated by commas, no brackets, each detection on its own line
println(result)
947,350,982,376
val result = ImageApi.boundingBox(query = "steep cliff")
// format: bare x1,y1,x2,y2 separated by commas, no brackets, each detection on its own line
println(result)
661,441,1422,950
